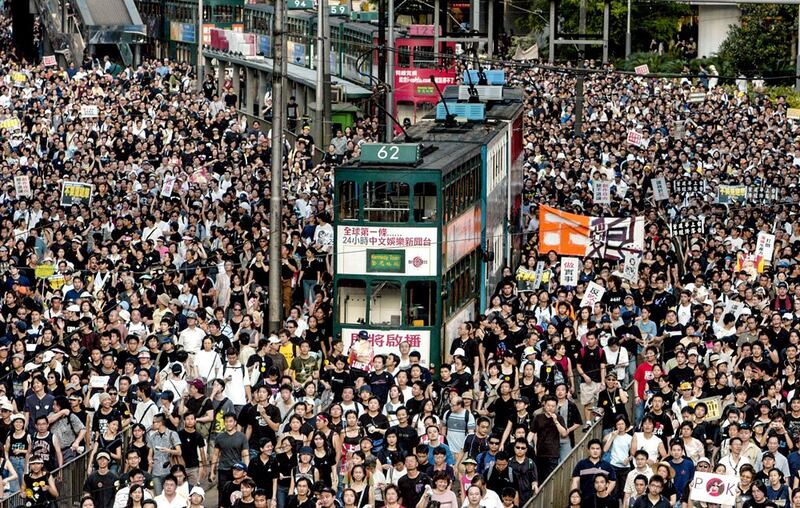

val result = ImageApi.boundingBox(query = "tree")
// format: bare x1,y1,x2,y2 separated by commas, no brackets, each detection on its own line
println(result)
717,5,795,76
521,0,691,59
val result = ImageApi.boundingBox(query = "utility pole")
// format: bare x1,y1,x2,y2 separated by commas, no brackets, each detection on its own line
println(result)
625,0,631,57
269,0,286,331
385,0,395,140
197,0,204,91
574,0,586,137
796,5,800,91
378,0,388,141
315,0,330,147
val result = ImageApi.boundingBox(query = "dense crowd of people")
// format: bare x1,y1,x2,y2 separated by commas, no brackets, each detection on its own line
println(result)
1,0,800,507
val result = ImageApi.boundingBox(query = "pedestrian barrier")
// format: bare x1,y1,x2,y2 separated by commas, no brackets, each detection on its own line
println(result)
525,380,636,508
0,450,90,508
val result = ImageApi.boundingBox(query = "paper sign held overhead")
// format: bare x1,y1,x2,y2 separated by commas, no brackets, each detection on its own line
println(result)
688,472,738,506
593,180,611,204
560,257,580,286
581,281,606,308
634,64,649,75
42,55,57,67
626,130,643,147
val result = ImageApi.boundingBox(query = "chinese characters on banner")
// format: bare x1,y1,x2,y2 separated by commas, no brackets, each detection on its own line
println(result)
532,261,545,291
651,177,669,201
688,472,738,506
341,328,431,365
593,180,611,204
634,64,650,75
755,231,776,267
716,184,747,204
161,175,176,197
538,205,645,261
581,281,606,307
669,218,705,237
735,252,762,280
60,181,93,206
560,257,580,286
13,175,30,198
336,225,438,277
626,130,643,147
80,105,99,118
673,178,706,197
42,55,56,66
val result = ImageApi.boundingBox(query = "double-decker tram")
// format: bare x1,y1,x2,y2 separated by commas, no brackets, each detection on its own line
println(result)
333,73,524,365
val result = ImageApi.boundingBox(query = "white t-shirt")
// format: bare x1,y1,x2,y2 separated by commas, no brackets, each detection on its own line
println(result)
222,361,251,405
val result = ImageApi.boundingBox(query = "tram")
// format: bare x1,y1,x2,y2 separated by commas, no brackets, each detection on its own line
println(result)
333,75,524,366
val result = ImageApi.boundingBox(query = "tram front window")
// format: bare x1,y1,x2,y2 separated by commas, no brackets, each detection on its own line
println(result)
338,180,358,220
369,281,402,326
364,182,409,222
337,279,366,324
406,281,435,326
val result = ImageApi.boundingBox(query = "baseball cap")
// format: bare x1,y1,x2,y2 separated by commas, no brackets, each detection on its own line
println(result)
679,381,692,391
190,487,205,499
96,451,111,461
188,378,205,391
233,462,248,470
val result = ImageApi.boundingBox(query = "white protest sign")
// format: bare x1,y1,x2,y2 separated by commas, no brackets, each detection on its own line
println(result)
90,375,110,389
161,175,176,197
13,175,31,197
651,177,669,201
593,180,611,204
755,231,776,263
42,55,57,67
560,257,580,286
580,281,606,308
688,472,738,506
635,64,650,75
623,254,641,283
627,130,643,147
80,105,99,118
532,261,545,290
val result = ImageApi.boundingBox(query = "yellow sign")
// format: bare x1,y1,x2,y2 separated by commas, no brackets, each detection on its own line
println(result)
48,274,66,290
689,396,723,421
10,72,26,83
789,108,800,120
34,265,55,279
0,118,20,130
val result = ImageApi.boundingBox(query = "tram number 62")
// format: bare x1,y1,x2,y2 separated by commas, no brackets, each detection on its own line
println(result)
377,146,400,160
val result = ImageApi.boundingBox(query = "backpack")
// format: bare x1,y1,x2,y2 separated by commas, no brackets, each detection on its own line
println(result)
222,362,246,381
213,397,230,434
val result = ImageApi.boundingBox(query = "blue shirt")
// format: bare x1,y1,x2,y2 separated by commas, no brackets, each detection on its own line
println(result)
667,458,694,501
428,443,455,466
571,458,616,497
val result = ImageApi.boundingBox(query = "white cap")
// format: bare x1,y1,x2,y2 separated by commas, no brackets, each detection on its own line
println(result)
452,348,466,357
190,486,205,499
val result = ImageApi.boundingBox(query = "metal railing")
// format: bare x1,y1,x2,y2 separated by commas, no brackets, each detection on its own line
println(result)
0,450,91,508
525,379,637,508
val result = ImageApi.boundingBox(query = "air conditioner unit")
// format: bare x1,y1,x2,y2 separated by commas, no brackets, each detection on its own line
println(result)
331,85,344,103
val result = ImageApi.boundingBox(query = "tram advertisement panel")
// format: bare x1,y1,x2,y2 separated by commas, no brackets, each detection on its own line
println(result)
342,327,432,365
336,226,438,276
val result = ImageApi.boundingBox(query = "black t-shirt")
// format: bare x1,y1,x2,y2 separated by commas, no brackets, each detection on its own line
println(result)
324,369,353,402
178,429,206,468
242,403,282,448
667,366,694,390
248,454,278,496
488,396,516,432
578,346,606,383
398,472,430,508
287,495,316,508
83,470,118,508
389,424,419,459
597,389,627,429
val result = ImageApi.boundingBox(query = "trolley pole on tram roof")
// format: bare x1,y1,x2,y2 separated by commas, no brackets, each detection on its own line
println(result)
269,0,287,331
385,0,395,142
378,0,388,141
196,0,204,91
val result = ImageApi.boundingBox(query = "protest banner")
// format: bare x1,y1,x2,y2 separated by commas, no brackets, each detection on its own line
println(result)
593,180,611,204
626,130,643,147
42,55,56,67
688,472,738,506
34,264,55,279
161,175,176,197
539,205,645,261
532,261,545,291
689,396,723,420
746,185,779,203
13,175,30,197
735,252,762,280
10,72,26,87
651,177,669,201
716,184,747,204
60,181,93,206
623,254,641,283
755,231,776,268
560,257,580,286
789,108,800,120
580,281,606,308
673,178,706,197
80,105,99,118
669,218,705,237
0,118,20,131
634,64,649,75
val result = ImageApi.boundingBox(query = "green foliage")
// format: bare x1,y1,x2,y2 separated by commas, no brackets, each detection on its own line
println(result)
763,86,800,107
717,5,795,76
522,0,692,59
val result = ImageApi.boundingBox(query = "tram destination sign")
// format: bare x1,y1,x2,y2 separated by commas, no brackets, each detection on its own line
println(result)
360,143,422,165
367,250,405,273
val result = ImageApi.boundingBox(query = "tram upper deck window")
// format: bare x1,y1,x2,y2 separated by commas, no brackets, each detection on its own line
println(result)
398,47,411,68
413,182,437,222
364,182,409,222
338,181,358,220
370,281,402,326
337,279,366,324
414,46,435,69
